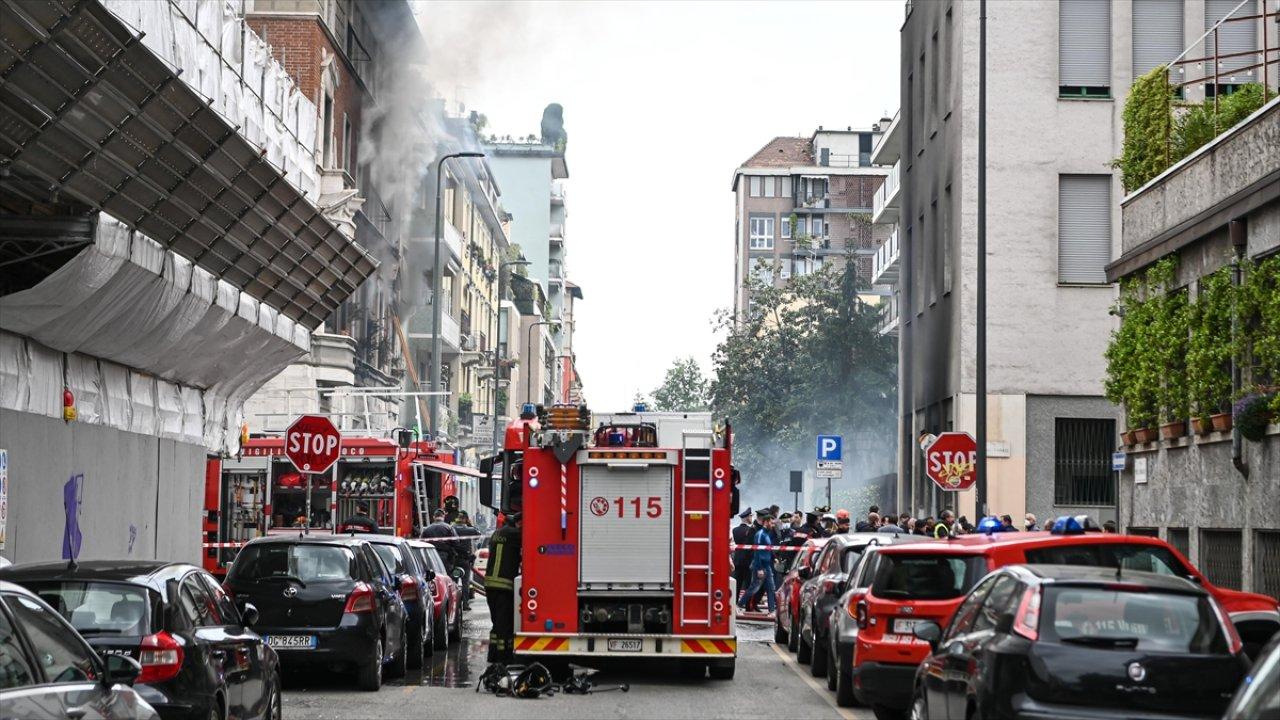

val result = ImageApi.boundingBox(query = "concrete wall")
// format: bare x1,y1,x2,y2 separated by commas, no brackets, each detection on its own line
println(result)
1025,395,1120,525
0,409,204,565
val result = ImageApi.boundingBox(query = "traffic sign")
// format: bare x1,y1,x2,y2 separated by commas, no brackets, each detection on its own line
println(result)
1111,451,1126,472
924,431,977,491
284,415,342,474
816,466,842,479
817,435,842,461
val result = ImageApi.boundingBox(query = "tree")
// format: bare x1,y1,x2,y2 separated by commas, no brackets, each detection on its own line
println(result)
710,257,896,491
651,357,710,411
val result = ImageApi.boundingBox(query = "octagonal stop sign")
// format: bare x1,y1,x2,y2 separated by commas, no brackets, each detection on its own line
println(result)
924,431,978,491
284,415,342,474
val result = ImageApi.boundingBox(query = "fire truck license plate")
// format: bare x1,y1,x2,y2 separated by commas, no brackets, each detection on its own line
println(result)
265,635,317,649
607,638,643,652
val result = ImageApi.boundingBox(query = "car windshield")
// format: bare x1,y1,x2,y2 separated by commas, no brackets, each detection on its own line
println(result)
842,546,867,574
26,582,154,637
424,549,447,575
1042,587,1229,654
371,544,406,574
871,554,988,600
1024,543,1190,578
230,544,356,583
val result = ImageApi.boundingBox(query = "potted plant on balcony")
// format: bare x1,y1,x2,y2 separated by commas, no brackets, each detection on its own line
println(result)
457,392,474,426
1106,278,1156,445
1233,390,1276,442
1188,267,1233,435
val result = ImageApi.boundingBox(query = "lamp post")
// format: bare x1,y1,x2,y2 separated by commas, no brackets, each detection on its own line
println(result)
975,0,989,518
491,259,530,459
525,320,559,404
429,151,484,441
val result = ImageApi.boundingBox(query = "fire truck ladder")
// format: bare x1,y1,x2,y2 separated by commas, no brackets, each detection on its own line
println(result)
679,430,715,626
411,463,430,536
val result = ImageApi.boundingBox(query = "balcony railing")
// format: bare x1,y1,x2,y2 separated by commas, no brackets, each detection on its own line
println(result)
877,292,900,336
550,223,565,242
871,228,900,286
872,162,900,224
405,303,461,352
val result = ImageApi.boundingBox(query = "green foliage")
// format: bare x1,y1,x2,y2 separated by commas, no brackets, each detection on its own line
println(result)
1173,84,1269,161
1115,66,1176,193
1105,258,1182,428
1187,267,1233,418
650,357,711,412
1239,256,1280,395
710,260,895,481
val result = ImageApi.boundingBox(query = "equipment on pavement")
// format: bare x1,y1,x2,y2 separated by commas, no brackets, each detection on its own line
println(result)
480,404,740,679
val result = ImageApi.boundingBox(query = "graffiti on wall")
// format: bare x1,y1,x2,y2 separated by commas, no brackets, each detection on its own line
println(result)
62,473,83,561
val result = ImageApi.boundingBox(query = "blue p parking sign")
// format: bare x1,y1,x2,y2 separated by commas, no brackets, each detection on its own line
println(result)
817,435,842,461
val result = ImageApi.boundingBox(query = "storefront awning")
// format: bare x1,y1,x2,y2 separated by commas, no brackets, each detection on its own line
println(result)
0,0,376,329
416,460,486,479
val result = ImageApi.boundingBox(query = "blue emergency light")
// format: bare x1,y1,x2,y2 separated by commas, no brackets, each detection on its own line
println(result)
976,516,1004,534
1050,515,1099,534
633,402,649,412
520,403,537,419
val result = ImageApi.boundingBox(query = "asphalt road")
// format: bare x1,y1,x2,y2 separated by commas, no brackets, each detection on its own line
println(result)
281,604,873,719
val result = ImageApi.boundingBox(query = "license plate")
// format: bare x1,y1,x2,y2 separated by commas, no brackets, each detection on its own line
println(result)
893,618,925,635
265,635,317,649
607,638,643,652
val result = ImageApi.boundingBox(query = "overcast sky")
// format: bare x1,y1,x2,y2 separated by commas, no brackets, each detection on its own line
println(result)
417,1,903,410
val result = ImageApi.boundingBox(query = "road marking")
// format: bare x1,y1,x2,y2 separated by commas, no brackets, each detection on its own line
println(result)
769,642,861,720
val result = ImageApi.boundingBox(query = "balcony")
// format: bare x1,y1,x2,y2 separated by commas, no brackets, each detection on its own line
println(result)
871,109,901,166
550,223,565,245
877,292,900,336
872,162,900,225
551,182,566,206
405,303,462,354
871,228,900,286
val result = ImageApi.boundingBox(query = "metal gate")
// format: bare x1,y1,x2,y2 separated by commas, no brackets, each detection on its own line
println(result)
1254,530,1280,601
578,465,673,590
1199,529,1243,590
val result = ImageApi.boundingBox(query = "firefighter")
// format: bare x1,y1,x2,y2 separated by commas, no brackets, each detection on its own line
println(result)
340,501,379,533
933,509,956,539
443,494,461,524
731,508,754,604
484,512,522,664
453,510,482,610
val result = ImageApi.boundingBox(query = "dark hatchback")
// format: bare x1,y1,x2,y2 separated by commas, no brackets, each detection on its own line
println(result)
352,534,434,665
0,561,280,720
223,535,408,692
908,564,1250,720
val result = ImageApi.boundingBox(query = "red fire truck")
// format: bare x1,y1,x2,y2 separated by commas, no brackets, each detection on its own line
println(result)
203,433,486,576
481,404,741,678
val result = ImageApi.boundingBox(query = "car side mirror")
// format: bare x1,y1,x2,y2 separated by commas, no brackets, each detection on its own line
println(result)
479,456,495,475
425,569,436,581
450,567,465,581
102,654,142,687
913,620,942,650
393,574,406,589
994,612,1015,634
240,603,259,628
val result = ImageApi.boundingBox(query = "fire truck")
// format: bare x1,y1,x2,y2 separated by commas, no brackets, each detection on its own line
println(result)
481,404,741,678
202,433,486,576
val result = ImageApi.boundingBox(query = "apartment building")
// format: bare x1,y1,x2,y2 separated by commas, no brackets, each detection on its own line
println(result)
885,0,1278,525
730,126,890,319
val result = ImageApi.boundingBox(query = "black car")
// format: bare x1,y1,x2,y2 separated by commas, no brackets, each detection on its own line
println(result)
353,534,435,665
0,561,279,720
224,535,409,692
796,534,897,676
908,564,1250,720
0,579,158,719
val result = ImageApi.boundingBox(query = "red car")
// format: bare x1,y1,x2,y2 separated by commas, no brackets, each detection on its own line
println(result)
845,520,1280,719
409,541,463,649
774,538,829,652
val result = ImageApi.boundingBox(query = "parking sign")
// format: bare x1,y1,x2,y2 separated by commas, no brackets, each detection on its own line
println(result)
817,435,842,461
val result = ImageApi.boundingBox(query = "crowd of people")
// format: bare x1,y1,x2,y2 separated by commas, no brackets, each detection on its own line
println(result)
731,502,1119,614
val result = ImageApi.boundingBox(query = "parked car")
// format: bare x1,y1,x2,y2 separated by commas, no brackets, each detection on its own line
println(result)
1224,632,1280,720
774,538,828,651
223,535,408,692
797,534,929,677
0,560,281,720
827,537,935,707
407,540,462,648
351,534,435,667
0,579,159,719
908,564,1250,720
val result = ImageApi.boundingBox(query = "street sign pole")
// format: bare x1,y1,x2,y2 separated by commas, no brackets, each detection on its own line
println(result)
304,472,311,536
975,0,989,519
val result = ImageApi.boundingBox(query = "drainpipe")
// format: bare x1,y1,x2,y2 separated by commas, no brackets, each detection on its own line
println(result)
1230,219,1249,478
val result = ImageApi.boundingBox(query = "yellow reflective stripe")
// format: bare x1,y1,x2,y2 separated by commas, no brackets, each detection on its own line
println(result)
485,577,513,589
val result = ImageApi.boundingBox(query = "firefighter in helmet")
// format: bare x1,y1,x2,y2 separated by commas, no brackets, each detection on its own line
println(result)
484,512,522,664
443,494,460,525
340,501,379,533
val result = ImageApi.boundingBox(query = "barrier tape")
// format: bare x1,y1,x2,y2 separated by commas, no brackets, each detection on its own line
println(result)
203,535,485,550
730,544,803,551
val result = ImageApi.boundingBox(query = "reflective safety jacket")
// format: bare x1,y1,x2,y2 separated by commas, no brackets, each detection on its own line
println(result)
484,524,522,591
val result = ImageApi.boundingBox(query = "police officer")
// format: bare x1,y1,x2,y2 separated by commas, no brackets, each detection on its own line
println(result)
933,509,956,539
422,509,460,572
731,508,754,604
340,501,379,533
484,512,522,664
453,511,482,610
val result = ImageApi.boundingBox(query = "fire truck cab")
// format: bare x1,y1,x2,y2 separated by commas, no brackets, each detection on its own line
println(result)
482,404,740,678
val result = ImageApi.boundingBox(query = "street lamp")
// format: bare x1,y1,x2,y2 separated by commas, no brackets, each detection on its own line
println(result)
525,320,559,404
491,259,530,458
429,151,484,441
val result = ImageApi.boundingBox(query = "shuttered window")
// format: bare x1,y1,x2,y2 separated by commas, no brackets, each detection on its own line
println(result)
1132,0,1183,79
1205,0,1258,79
1058,175,1112,285
1060,0,1112,96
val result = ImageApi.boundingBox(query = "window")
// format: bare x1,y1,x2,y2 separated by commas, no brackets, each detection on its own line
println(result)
322,94,334,167
1059,0,1112,97
871,554,989,600
1200,529,1243,590
943,183,953,293
1041,587,1229,654
1255,530,1280,601
750,259,774,287
1053,417,1116,505
229,544,358,584
0,605,36,689
781,217,791,239
180,576,221,627
1024,543,1191,578
342,113,353,170
944,575,997,641
763,177,776,198
810,216,824,237
5,593,98,684
1058,175,1112,284
972,575,1022,633
1132,0,1183,80
780,176,792,199
819,148,830,167
199,574,240,626
29,582,154,638
749,176,762,197
749,216,774,250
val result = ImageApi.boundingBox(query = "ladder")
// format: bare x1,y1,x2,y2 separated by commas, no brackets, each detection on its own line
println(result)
411,463,430,535
679,430,715,626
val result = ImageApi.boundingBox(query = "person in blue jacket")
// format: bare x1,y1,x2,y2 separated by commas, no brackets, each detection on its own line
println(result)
737,513,778,613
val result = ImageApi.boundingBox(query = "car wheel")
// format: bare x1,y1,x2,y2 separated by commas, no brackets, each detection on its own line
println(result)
826,641,837,690
909,691,928,720
787,613,800,653
407,622,425,669
357,637,383,691
810,633,828,678
387,628,408,679
835,647,857,707
873,704,906,720
449,601,462,641
708,660,735,680
263,673,283,720
433,609,448,650
797,626,812,663
208,695,225,720
774,615,787,644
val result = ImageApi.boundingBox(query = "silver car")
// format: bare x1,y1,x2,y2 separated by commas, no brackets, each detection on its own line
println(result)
0,579,159,719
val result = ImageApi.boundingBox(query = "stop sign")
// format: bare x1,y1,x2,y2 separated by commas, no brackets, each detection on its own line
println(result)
284,415,342,474
924,431,977,491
